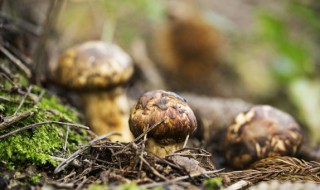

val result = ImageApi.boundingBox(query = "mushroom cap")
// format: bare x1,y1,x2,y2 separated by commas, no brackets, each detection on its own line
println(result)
225,105,303,168
55,41,133,90
129,90,197,145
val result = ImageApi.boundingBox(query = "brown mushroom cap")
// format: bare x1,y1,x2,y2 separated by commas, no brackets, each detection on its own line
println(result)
225,105,303,168
129,90,197,145
55,41,133,90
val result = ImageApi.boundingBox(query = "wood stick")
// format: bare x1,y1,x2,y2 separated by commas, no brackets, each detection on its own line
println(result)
140,169,224,188
0,45,31,78
224,180,250,190
0,96,11,102
14,85,32,115
140,156,168,181
0,110,34,130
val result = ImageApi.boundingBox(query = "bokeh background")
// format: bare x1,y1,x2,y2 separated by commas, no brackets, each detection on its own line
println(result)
3,0,320,145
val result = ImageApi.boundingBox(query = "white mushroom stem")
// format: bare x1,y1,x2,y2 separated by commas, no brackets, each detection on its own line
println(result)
81,87,133,142
146,138,182,158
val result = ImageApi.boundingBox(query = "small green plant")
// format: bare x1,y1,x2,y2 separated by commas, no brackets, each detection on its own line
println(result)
203,177,223,190
29,173,42,184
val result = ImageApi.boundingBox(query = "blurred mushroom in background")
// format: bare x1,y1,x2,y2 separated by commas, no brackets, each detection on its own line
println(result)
55,41,134,142
224,105,303,169
153,0,244,97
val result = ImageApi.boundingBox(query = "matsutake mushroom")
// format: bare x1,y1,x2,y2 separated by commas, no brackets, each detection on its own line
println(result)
129,90,197,157
224,105,303,168
55,41,134,142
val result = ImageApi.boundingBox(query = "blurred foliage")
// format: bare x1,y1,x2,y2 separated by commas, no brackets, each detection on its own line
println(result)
57,0,165,49
289,79,320,145
256,1,320,145
289,2,320,41
258,11,313,84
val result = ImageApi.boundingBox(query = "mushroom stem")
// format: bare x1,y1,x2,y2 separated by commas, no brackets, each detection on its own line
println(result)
146,138,181,158
81,87,133,142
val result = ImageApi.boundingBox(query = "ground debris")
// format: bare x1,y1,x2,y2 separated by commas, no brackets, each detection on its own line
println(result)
52,132,320,190
53,132,220,189
220,156,320,186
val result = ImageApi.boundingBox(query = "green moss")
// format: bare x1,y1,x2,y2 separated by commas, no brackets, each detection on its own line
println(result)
0,80,87,166
203,177,223,190
29,173,42,183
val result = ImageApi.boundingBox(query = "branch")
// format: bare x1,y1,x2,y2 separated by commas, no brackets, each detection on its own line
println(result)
0,110,34,130
0,45,32,78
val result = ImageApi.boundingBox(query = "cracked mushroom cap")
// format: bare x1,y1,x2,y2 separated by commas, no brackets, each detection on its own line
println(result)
55,41,133,90
225,105,303,169
129,90,197,145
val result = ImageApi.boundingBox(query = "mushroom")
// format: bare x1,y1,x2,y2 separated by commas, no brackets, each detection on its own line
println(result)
224,105,303,168
129,90,197,157
55,41,134,142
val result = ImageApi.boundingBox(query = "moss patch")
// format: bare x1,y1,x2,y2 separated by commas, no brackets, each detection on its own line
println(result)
0,76,87,166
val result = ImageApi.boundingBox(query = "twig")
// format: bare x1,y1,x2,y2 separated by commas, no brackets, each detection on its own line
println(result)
54,146,89,174
63,126,70,153
224,180,250,190
0,64,14,80
54,132,120,174
57,171,77,182
140,169,224,188
75,176,87,190
175,147,212,156
112,119,165,156
50,156,67,162
140,156,168,181
0,110,34,130
89,132,121,144
0,121,89,139
0,13,41,36
0,96,10,102
138,131,148,179
35,89,46,105
2,41,33,65
46,181,74,190
14,85,32,115
182,134,189,148
155,156,184,171
173,153,211,157
0,45,31,78
0,72,15,86
50,156,82,167
170,169,223,182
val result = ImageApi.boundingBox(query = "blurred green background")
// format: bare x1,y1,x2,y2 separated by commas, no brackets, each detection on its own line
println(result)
4,0,320,145
49,0,320,145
